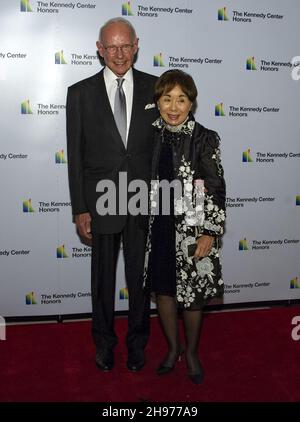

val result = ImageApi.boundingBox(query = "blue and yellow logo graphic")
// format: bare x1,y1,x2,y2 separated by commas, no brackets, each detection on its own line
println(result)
23,198,34,213
26,292,37,305
55,50,67,64
246,56,256,71
55,149,67,164
119,287,129,300
153,53,165,67
21,100,33,114
242,148,253,163
239,238,249,251
218,7,229,21
215,102,225,116
296,195,300,206
122,1,134,16
290,277,299,289
57,244,68,258
20,0,33,12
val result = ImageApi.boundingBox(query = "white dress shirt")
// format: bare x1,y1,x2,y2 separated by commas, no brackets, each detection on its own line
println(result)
103,66,133,145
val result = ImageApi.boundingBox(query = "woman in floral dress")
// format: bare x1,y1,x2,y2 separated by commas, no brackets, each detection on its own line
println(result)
143,70,226,384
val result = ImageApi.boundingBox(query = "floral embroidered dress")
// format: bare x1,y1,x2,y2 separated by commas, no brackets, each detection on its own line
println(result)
143,114,226,310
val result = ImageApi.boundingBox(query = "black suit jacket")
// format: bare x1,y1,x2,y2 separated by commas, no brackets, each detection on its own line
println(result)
66,68,158,234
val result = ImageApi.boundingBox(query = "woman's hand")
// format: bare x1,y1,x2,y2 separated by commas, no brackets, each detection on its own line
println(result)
194,235,214,258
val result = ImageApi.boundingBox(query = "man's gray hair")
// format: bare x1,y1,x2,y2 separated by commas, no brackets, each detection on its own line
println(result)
99,17,137,43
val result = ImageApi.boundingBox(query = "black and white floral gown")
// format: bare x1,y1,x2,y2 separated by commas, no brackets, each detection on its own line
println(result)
143,115,226,310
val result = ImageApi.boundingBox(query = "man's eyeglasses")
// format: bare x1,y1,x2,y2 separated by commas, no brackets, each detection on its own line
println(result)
103,44,134,55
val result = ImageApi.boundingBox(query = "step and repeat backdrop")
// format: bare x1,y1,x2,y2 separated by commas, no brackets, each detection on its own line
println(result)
0,0,299,317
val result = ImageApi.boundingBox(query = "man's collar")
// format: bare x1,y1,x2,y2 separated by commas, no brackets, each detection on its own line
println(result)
104,66,133,84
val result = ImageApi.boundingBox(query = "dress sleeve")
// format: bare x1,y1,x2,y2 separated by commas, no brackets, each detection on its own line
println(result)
195,129,226,238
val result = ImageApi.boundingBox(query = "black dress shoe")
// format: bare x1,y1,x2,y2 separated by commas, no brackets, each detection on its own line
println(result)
127,360,145,372
95,349,114,371
189,371,204,385
156,362,175,375
188,364,204,385
127,350,145,372
156,345,184,375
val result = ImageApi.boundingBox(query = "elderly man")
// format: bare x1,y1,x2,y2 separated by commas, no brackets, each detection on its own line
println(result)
66,17,157,371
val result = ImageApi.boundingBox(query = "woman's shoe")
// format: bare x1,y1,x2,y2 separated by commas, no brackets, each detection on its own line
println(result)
156,362,175,375
189,368,204,385
186,354,204,384
156,345,185,375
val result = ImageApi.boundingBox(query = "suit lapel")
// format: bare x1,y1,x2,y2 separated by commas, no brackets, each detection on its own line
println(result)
92,69,126,151
127,69,147,151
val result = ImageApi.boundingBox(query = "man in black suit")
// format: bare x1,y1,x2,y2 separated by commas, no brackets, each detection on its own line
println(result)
66,18,157,371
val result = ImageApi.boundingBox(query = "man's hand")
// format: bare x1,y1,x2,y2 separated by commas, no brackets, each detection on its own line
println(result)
194,235,214,258
75,212,92,241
